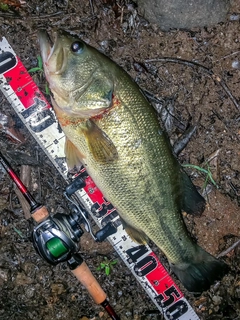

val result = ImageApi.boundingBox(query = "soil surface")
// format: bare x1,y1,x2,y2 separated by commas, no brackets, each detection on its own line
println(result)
0,1,240,320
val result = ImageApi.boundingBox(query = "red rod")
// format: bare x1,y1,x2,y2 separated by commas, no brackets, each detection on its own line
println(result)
101,299,120,320
1,153,121,318
0,151,40,212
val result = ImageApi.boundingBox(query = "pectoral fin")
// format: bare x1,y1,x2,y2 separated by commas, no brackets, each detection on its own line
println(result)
82,120,118,163
65,138,84,169
120,217,148,245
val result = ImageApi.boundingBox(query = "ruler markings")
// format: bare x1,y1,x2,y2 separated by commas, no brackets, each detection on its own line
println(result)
0,37,200,320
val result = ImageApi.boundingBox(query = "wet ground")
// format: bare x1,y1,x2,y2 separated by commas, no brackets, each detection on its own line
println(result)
0,0,240,319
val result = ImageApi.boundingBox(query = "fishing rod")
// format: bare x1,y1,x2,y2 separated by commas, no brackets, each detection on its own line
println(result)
0,151,119,320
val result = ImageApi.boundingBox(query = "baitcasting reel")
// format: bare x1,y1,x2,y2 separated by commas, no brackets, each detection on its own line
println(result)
0,151,120,319
32,175,117,265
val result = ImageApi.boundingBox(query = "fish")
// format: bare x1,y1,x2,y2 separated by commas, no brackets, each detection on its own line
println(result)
38,30,227,293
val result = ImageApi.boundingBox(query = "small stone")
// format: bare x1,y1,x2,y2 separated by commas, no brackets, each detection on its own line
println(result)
25,286,35,299
118,290,123,296
0,268,8,282
15,272,33,286
232,61,240,69
230,14,240,21
212,295,222,305
194,296,207,307
51,283,66,295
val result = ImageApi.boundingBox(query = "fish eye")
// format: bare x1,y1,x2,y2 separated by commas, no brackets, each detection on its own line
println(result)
71,41,84,54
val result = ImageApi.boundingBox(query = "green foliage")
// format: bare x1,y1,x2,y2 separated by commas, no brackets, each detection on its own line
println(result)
12,226,24,238
97,257,117,276
0,2,9,11
183,163,218,190
28,55,49,95
28,55,43,73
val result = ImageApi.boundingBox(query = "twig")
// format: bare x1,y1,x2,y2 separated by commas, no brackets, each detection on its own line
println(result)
0,11,64,19
143,89,182,126
0,12,19,18
213,51,240,62
228,182,240,196
217,239,240,258
89,0,94,15
211,74,240,112
143,89,165,105
145,57,240,112
30,11,64,20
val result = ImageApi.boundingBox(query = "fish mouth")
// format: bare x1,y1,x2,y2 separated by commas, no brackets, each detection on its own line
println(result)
38,30,68,75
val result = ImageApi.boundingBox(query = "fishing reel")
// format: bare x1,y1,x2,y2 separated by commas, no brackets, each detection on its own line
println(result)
32,175,117,265
32,212,83,265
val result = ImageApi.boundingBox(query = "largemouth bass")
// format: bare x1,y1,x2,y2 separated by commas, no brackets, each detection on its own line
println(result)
38,30,227,293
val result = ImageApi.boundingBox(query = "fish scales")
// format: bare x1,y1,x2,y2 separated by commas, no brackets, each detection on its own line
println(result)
38,30,227,293
62,68,190,263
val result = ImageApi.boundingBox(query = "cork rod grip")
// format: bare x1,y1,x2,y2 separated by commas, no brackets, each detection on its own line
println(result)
71,261,107,304
31,206,49,223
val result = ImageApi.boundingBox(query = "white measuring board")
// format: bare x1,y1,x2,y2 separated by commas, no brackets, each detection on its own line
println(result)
0,36,200,320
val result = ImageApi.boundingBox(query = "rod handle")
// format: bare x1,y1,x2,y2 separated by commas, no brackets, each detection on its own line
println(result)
71,261,107,304
31,206,49,223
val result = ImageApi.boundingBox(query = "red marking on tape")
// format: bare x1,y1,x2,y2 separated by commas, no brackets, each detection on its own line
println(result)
0,37,199,319
3,56,50,110
84,175,105,204
146,253,183,299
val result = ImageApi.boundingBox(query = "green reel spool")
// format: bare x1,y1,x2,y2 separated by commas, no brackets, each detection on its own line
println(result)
46,237,68,258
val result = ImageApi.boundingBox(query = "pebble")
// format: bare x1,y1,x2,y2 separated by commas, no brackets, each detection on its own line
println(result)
232,60,240,69
230,14,240,21
118,290,123,296
0,268,8,282
212,295,222,305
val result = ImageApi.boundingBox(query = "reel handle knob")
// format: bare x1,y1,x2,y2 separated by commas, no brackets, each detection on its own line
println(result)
65,176,86,197
95,222,117,242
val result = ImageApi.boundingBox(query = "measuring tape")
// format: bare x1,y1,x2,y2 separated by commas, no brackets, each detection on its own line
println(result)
0,37,200,320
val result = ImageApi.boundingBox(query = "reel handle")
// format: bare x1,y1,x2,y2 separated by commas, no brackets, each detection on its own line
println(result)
32,205,49,223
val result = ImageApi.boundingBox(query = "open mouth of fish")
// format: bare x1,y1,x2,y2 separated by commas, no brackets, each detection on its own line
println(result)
38,30,113,117
38,30,69,75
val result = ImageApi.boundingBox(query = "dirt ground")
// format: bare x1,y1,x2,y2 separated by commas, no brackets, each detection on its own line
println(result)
0,0,240,319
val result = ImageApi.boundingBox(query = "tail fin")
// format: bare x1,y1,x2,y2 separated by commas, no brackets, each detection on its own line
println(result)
170,246,228,293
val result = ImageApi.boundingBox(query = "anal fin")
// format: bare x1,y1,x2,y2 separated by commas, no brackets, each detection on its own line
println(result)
120,217,148,245
180,168,206,216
